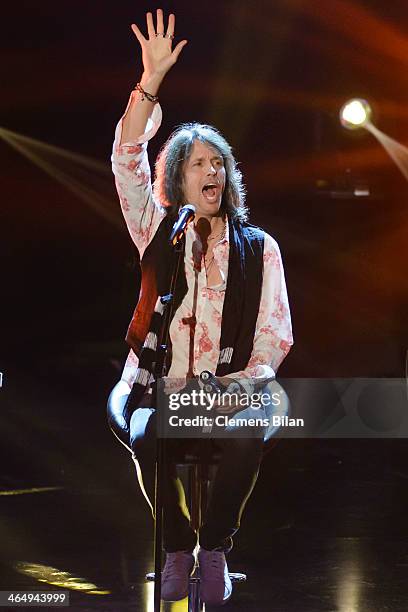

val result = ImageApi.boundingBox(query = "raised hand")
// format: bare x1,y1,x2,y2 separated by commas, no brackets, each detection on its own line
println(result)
119,9,186,143
131,9,188,81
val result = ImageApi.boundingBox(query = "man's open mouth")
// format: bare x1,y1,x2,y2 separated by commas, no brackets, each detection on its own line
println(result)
202,183,219,202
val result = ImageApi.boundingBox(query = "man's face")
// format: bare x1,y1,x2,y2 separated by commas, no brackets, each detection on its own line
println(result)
182,140,226,217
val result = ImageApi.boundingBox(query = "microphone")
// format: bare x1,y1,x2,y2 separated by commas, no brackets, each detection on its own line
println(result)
199,370,225,394
199,371,242,416
169,204,196,245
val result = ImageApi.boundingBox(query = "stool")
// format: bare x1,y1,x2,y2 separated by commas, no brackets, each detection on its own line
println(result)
106,378,290,608
144,380,290,609
145,441,247,611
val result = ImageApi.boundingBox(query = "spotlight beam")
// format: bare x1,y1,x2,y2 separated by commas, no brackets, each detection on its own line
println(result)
0,127,124,231
339,99,408,183
365,123,408,182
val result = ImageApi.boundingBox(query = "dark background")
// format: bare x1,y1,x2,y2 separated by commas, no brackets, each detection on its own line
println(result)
1,0,408,485
1,3,408,608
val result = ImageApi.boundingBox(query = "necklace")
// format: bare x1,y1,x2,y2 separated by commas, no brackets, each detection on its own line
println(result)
204,254,216,271
207,230,223,242
201,219,225,275
207,223,226,242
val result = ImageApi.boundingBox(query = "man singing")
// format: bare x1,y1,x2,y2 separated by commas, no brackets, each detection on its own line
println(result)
110,8,293,606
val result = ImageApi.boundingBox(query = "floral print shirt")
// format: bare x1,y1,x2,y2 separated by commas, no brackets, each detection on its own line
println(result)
112,94,293,389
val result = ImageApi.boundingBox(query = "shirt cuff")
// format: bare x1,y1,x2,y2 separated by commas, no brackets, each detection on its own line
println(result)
225,364,276,395
113,92,163,153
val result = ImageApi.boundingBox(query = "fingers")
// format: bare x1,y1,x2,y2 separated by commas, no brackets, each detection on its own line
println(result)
167,13,175,37
172,39,188,61
132,9,187,70
130,23,145,44
146,11,155,38
156,8,165,35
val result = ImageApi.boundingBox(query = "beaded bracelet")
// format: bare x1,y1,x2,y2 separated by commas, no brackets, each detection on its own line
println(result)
134,82,159,103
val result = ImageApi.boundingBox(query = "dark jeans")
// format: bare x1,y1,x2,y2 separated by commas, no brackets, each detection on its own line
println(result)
129,406,266,554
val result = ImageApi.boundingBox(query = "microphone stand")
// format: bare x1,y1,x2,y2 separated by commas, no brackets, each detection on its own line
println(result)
152,232,186,612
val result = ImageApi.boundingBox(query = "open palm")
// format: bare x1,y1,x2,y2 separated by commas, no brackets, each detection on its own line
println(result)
131,9,187,78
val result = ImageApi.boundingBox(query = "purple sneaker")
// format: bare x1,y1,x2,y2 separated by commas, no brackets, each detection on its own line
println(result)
198,547,233,605
161,551,195,601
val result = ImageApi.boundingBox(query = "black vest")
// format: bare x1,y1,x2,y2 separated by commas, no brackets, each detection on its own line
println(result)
126,214,265,376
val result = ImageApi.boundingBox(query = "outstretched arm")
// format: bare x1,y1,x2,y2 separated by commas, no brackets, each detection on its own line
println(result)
114,10,187,387
121,9,187,144
112,9,187,256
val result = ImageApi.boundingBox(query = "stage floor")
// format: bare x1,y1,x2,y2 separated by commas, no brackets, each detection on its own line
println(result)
1,432,407,611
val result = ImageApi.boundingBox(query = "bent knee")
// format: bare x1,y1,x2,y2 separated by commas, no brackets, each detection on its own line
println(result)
130,407,156,455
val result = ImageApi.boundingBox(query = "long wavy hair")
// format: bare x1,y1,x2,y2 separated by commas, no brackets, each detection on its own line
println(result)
153,123,248,222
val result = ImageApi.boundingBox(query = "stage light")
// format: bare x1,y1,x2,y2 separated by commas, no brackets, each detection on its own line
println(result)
340,99,372,129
